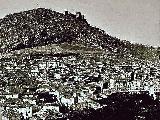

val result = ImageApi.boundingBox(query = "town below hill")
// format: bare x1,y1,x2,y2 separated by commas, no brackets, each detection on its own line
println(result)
0,8,159,120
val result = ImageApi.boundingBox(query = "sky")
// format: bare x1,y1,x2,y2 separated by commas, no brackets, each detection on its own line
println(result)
0,0,159,47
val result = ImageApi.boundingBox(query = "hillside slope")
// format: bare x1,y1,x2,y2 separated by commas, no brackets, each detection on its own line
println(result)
0,8,157,60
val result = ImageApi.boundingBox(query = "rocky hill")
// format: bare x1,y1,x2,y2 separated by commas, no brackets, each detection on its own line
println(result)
0,8,160,119
0,8,158,60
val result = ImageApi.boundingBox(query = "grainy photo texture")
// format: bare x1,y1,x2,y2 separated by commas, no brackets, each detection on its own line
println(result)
0,0,159,120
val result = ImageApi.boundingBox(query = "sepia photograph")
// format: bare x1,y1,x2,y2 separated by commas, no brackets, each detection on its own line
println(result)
0,0,159,119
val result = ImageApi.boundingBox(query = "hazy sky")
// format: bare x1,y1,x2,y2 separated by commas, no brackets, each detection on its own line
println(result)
0,0,159,46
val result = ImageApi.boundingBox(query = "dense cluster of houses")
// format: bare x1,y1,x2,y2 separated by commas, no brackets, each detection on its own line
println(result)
0,50,160,119
0,8,159,119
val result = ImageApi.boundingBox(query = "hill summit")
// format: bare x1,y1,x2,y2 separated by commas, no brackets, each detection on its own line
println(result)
0,8,158,60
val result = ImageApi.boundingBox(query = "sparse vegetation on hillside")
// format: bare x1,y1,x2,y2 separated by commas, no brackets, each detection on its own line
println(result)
0,8,158,61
